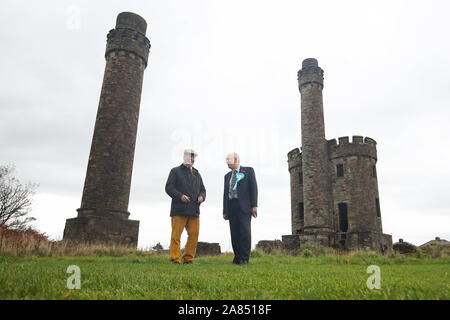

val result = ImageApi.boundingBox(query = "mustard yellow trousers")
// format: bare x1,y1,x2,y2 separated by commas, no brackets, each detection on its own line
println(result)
170,216,199,263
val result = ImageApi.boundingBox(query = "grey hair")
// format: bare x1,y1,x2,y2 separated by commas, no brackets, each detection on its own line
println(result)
226,152,240,162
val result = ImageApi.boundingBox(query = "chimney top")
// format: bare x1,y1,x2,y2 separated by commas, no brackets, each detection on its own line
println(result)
302,58,318,69
116,12,147,35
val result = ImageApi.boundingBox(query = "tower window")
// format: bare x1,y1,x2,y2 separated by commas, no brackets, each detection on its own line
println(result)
299,172,303,184
298,202,304,220
375,198,381,217
338,203,348,232
337,164,344,177
372,165,377,178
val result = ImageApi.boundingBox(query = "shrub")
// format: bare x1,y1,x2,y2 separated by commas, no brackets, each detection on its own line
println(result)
301,248,314,258
250,249,264,258
414,249,423,259
0,225,53,256
0,225,156,257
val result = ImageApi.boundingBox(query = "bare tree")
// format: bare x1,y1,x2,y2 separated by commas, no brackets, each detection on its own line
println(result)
0,165,39,229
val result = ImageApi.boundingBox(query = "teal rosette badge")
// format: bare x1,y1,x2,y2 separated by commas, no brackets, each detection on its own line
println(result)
233,172,245,190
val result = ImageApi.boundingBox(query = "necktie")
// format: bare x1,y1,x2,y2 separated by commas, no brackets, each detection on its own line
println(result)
230,170,238,199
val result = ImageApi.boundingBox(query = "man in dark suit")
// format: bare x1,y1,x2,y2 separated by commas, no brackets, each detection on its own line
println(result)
223,152,258,265
165,149,206,264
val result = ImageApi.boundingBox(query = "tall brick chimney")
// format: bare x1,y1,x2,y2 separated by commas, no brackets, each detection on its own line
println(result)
297,58,333,233
63,12,151,247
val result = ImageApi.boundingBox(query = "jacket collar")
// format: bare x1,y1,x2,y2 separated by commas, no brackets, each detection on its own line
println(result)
181,163,197,174
228,165,244,175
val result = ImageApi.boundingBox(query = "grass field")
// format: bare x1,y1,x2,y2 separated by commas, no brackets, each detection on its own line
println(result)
0,252,448,300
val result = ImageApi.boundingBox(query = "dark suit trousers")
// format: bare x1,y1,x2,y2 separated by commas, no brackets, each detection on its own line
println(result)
228,199,252,263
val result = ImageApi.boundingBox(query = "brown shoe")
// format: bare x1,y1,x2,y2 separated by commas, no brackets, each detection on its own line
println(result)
183,260,194,264
172,260,180,264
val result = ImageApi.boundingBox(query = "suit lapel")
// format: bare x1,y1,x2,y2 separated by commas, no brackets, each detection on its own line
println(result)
236,166,246,190
226,171,231,193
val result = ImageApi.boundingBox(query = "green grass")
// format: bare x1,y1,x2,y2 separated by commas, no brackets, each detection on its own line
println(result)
1,253,448,300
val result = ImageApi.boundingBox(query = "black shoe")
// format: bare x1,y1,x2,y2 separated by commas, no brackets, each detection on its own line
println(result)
239,260,248,265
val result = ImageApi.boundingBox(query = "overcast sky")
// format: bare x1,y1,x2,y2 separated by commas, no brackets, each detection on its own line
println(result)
1,0,449,250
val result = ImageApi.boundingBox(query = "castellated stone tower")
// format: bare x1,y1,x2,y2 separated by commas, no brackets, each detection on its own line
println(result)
63,12,151,247
283,58,392,253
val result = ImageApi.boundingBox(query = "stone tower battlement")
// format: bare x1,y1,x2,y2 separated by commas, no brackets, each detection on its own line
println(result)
105,12,151,67
327,136,377,161
297,58,324,89
287,148,302,172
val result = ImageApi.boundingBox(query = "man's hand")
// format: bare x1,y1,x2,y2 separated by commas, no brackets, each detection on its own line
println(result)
252,207,257,218
223,213,228,220
197,196,204,204
181,194,191,203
